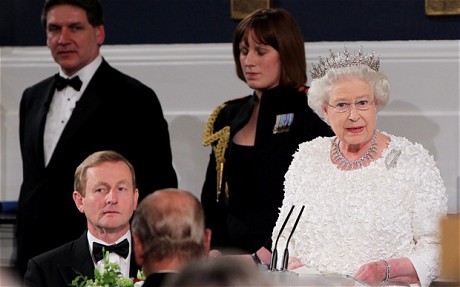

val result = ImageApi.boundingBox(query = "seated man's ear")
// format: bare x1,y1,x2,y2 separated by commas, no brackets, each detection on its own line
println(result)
204,228,212,254
72,191,85,213
132,233,145,265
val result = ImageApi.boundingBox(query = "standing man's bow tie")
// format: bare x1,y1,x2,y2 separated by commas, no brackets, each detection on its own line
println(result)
55,74,82,91
92,239,129,262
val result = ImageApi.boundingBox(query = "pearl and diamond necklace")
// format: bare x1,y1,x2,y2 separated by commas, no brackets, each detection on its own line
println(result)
332,130,377,170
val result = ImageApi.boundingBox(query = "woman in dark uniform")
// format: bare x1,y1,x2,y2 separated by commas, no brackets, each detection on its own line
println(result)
201,8,333,255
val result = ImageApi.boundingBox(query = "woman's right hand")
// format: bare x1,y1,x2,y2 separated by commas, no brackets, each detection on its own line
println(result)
288,257,304,270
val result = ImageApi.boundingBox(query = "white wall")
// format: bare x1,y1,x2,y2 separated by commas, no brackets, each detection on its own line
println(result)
1,41,459,214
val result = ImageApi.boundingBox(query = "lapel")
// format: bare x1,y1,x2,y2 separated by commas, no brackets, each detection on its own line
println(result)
129,252,140,278
229,94,256,136
129,235,142,278
32,77,58,168
57,231,95,284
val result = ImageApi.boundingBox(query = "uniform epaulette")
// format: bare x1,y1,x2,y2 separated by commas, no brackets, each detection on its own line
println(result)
202,104,230,203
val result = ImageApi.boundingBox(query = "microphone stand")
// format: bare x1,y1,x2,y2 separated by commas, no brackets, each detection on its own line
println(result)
281,205,305,271
269,205,295,271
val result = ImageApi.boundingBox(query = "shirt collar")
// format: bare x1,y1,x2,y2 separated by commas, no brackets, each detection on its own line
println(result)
58,54,103,93
87,229,132,253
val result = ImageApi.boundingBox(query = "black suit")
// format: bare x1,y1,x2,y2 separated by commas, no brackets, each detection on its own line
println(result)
142,272,178,287
16,59,178,276
23,232,140,287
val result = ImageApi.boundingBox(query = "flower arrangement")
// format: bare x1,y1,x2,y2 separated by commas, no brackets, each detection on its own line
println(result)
70,251,145,287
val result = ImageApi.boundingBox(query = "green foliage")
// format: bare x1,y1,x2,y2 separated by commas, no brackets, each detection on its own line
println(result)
69,250,144,287
136,269,145,281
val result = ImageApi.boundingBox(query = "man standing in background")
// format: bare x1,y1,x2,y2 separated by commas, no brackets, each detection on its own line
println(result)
16,0,177,277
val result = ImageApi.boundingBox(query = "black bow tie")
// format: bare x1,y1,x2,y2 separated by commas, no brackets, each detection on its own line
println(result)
55,74,82,91
92,239,129,262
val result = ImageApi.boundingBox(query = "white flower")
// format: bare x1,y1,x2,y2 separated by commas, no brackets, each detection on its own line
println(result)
71,250,145,287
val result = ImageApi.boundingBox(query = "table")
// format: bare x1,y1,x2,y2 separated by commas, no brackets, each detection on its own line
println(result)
260,269,412,286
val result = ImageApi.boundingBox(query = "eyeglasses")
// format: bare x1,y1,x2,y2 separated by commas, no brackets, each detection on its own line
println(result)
327,100,375,113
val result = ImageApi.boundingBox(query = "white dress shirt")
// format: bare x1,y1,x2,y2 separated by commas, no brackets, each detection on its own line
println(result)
43,55,103,165
87,229,132,278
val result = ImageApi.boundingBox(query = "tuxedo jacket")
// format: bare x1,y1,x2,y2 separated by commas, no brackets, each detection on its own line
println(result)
142,272,178,287
23,231,141,287
16,59,177,276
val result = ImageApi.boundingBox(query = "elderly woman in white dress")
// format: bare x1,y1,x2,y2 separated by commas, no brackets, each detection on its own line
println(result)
253,46,447,287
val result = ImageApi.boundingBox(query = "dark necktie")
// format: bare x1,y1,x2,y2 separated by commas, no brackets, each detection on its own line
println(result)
92,238,129,262
55,74,82,91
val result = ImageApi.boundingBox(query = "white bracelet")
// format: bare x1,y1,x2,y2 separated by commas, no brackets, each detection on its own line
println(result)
381,259,390,282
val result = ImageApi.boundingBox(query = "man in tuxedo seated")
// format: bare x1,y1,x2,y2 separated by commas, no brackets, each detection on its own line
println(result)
131,188,212,287
23,150,141,287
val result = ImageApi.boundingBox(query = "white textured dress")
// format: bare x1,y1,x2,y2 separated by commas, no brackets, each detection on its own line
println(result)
272,132,448,287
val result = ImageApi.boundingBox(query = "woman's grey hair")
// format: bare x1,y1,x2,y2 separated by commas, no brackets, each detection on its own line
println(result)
308,65,390,122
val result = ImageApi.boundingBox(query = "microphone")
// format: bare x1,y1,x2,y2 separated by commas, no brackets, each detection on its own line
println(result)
269,205,295,271
281,205,305,271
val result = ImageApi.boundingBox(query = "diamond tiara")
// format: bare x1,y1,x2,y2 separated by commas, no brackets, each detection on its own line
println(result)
310,46,380,79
